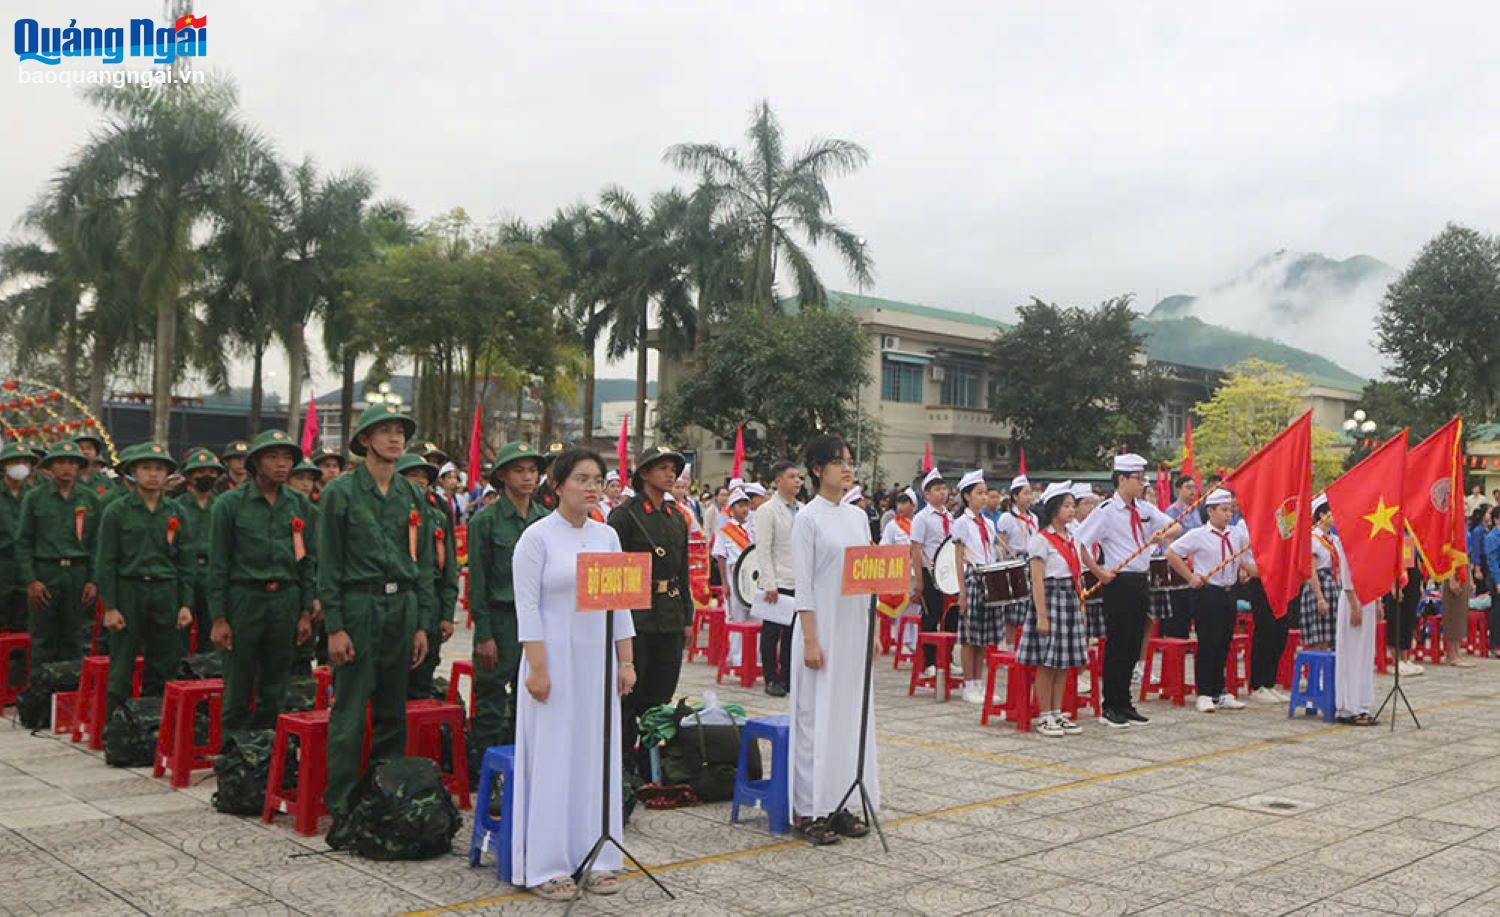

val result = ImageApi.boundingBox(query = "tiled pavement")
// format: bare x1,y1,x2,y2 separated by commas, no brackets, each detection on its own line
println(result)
5,628,1500,916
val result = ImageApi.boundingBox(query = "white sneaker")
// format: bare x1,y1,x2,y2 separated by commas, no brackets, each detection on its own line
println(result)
1196,695,1217,713
1270,687,1290,701
921,665,936,680
949,663,965,679
1057,716,1082,734
1216,693,1246,710
1251,687,1280,704
961,684,985,705
1036,716,1067,737
1398,660,1424,677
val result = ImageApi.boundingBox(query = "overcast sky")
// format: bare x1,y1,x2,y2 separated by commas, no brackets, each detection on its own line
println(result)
6,1,1499,397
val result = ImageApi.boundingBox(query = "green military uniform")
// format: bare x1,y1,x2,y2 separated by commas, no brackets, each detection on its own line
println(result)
173,448,224,649
320,404,438,819
208,430,317,731
94,443,192,713
0,443,36,631
467,442,549,751
608,445,692,775
16,441,98,663
396,454,460,699
288,458,323,675
72,432,120,505
215,440,251,495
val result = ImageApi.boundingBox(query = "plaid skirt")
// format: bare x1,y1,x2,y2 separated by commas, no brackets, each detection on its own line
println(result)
1149,588,1174,621
1298,567,1340,646
1016,579,1089,669
960,569,1007,646
1085,598,1106,639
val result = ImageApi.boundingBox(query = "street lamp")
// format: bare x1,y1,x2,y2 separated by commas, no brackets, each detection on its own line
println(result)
1360,420,1376,434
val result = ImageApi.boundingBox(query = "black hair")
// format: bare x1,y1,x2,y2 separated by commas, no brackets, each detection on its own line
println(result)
550,448,606,493
1173,475,1195,492
770,460,797,481
894,491,914,507
1469,504,1490,528
803,434,850,493
1314,502,1333,524
1036,492,1073,529
962,483,986,508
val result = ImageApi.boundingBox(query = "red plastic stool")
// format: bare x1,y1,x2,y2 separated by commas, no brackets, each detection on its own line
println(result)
51,690,79,735
1075,642,1105,717
878,613,895,654
909,632,959,701
153,679,224,787
980,648,1036,730
689,606,726,664
717,621,763,687
1224,633,1251,696
1374,618,1390,673
312,666,332,709
891,610,923,670
264,709,331,836
1276,629,1303,689
406,699,472,809
1413,616,1445,664
0,632,30,706
1465,609,1489,656
1140,637,1196,706
447,659,475,717
1236,611,1255,638
1060,667,1091,721
74,655,143,750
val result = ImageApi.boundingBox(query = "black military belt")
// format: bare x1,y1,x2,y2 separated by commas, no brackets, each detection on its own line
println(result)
778,587,795,598
39,557,82,567
347,580,411,596
232,579,293,593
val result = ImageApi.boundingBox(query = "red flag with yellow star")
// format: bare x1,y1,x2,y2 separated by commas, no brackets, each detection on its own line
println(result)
1326,430,1408,606
1226,412,1313,618
1404,417,1468,584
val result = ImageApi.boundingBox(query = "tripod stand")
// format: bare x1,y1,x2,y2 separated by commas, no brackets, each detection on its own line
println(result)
832,595,888,852
1372,601,1421,731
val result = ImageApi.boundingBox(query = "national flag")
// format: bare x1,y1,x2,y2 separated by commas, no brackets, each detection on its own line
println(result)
1182,417,1202,492
922,443,932,474
1155,463,1171,511
617,414,631,478
731,424,745,481
1325,430,1407,606
298,389,320,457
175,13,207,29
1404,417,1468,583
464,404,483,501
1018,446,1028,477
1225,412,1313,618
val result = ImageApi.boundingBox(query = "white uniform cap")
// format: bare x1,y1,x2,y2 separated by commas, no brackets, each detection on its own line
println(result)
1040,480,1073,505
1113,453,1148,473
480,483,496,497
903,487,918,504
678,462,693,483
438,461,457,478
957,469,986,493
842,485,863,505
1205,488,1234,507
1311,492,1328,514
621,486,636,499
605,469,620,484
743,482,767,497
727,488,749,506
921,468,944,490
1010,474,1029,492
1071,482,1096,501
728,477,743,490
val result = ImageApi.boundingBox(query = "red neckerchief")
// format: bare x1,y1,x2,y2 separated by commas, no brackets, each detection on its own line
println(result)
1126,501,1145,546
1040,527,1081,590
721,522,751,550
969,511,993,564
895,515,912,535
1011,509,1036,534
1314,530,1341,578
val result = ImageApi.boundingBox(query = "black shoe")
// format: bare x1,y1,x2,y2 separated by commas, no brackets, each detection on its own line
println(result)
1124,707,1150,725
829,808,871,838
766,682,788,698
1102,708,1131,728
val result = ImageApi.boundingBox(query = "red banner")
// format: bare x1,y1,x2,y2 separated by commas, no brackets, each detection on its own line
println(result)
1226,412,1312,618
1326,431,1407,606
1405,417,1467,583
576,552,653,611
842,545,913,596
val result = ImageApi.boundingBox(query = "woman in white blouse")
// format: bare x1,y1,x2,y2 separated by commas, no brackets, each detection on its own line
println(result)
511,449,637,900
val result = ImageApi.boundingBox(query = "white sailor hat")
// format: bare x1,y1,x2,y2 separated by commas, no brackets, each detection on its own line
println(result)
842,485,863,505
743,482,767,498
1113,453,1148,473
921,468,944,490
621,485,636,499
727,488,749,506
678,462,693,482
438,461,457,478
728,477,744,490
901,487,918,504
957,469,986,493
1204,487,1234,507
1009,474,1030,492
1071,482,1096,501
1040,480,1073,505
1311,492,1328,514
605,469,620,484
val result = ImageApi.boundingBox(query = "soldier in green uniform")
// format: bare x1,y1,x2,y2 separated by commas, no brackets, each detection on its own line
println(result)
73,432,119,503
0,442,36,632
310,447,346,492
94,443,193,714
467,442,549,753
396,454,459,700
216,440,251,494
533,441,565,511
16,440,98,663
608,444,692,777
284,458,323,675
173,448,223,648
320,404,438,837
208,430,317,731
288,458,320,498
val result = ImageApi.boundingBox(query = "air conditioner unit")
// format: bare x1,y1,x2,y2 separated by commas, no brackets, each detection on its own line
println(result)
929,365,946,382
881,335,900,351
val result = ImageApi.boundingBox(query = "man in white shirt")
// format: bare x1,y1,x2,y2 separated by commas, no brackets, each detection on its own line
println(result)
908,468,958,677
751,462,801,697
1167,488,1256,713
1076,454,1180,727
712,489,754,666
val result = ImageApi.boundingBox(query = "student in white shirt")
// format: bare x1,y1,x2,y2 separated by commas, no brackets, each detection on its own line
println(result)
995,474,1039,647
952,471,1004,703
1167,488,1256,713
908,469,958,679
1018,482,1089,736
712,489,754,665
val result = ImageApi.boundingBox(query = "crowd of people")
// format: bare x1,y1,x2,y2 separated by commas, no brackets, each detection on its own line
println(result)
0,413,1488,901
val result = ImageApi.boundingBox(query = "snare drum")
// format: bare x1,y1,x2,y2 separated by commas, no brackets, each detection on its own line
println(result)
1149,555,1189,591
977,560,1030,604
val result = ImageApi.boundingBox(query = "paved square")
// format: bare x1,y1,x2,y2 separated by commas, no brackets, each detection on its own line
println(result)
4,630,1499,916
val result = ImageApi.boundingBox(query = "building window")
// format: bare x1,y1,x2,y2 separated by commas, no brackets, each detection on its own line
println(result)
1162,402,1187,441
940,367,980,408
881,357,924,403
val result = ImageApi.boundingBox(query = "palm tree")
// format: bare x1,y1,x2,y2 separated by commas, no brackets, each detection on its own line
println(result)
60,79,272,441
535,205,616,441
0,200,83,393
665,100,873,310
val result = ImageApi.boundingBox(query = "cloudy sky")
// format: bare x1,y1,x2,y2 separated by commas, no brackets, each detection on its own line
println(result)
6,1,1499,394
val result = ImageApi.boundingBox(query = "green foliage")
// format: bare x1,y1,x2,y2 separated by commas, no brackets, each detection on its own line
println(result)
1191,359,1342,488
657,307,873,464
988,296,1167,468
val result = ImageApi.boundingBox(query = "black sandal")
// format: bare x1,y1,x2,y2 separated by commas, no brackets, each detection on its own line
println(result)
795,817,841,846
829,809,871,838
1352,713,1378,727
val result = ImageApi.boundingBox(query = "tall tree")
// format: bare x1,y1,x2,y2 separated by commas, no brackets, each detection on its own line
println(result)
1191,359,1343,487
665,100,873,310
533,205,614,441
1376,223,1500,421
989,296,1168,468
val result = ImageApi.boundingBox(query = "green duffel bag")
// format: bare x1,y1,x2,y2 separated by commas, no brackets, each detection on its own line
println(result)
178,652,224,680
212,729,278,815
331,757,460,860
104,696,163,768
660,708,761,803
16,660,82,730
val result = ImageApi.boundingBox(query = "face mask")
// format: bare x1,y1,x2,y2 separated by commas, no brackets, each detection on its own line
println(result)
191,475,216,493
5,464,30,482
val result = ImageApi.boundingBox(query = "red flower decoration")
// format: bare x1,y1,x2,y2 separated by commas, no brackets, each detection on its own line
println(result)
409,511,421,526
292,518,305,533
167,517,180,533
435,528,445,541
83,418,95,427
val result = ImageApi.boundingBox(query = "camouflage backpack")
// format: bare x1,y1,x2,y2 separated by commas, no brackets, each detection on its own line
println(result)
179,652,224,680
104,697,163,767
16,660,83,730
212,729,278,815
339,757,460,860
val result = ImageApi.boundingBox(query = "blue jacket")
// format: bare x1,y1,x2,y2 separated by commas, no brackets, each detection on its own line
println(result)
1484,528,1500,584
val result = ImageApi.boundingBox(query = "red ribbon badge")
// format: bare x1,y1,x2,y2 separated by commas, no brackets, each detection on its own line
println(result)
74,506,86,542
408,510,421,561
292,517,306,561
166,516,179,547
434,526,446,571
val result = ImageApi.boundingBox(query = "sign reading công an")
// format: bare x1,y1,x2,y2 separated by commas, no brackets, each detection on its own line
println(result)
841,544,911,596
576,552,654,611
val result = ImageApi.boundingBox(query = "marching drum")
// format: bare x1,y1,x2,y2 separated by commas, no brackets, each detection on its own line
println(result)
733,545,760,602
932,538,963,596
977,560,1030,604
1149,555,1189,591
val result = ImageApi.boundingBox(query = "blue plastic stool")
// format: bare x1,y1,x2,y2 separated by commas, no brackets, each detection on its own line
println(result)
469,745,515,882
730,715,790,835
1287,650,1336,722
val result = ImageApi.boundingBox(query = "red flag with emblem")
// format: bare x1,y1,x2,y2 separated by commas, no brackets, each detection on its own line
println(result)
1182,417,1202,492
731,424,744,481
1155,463,1171,510
1225,412,1313,618
299,389,320,457
175,13,207,29
1404,417,1467,584
922,443,932,474
464,404,482,499
1326,430,1408,606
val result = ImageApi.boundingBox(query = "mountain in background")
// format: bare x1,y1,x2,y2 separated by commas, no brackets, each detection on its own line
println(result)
1135,315,1366,391
1147,251,1396,378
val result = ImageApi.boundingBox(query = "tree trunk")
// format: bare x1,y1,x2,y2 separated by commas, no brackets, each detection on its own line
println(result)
581,303,597,442
86,334,106,418
286,321,305,437
150,302,176,443
514,387,524,440
339,351,355,450
694,282,711,356
540,394,554,446
249,343,265,435
62,316,79,396
633,300,648,456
